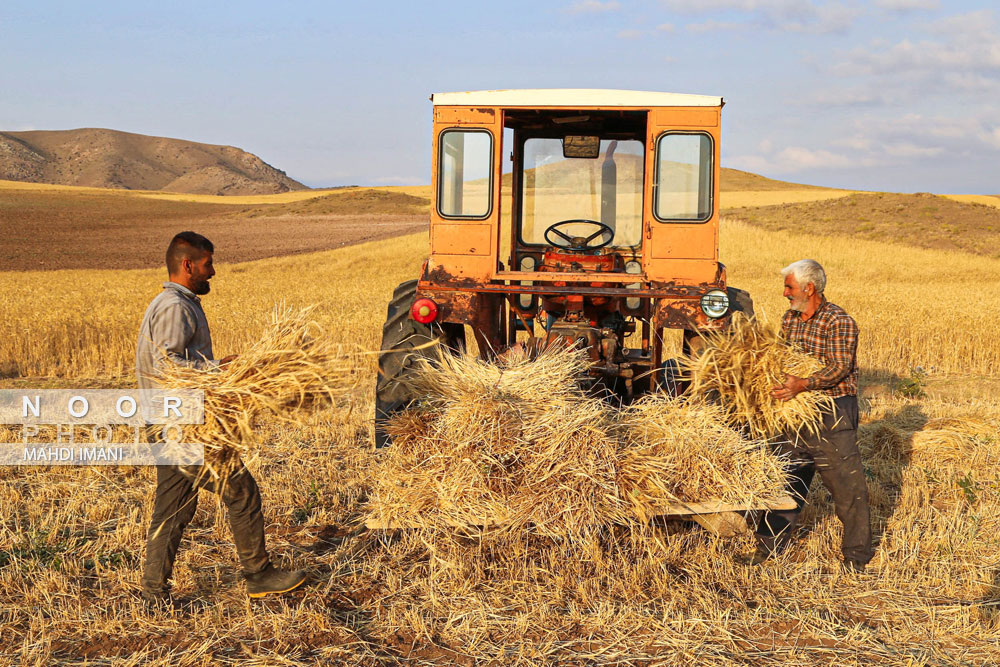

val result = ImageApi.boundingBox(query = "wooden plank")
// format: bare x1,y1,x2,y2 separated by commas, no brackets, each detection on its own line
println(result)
364,495,797,531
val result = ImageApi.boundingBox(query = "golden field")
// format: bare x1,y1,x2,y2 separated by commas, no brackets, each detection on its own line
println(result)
1,190,1000,664
1,218,997,380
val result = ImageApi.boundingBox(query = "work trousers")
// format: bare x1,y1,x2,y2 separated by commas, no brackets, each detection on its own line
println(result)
141,463,270,595
755,395,874,564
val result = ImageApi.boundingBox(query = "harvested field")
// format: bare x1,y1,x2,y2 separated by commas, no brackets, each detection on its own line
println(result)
2,182,1000,664
721,189,853,208
719,168,835,191
240,189,429,217
727,191,1000,256
0,187,427,270
942,194,1000,209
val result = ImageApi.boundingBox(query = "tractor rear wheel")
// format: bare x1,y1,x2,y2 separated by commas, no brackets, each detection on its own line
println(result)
727,286,754,318
374,280,464,447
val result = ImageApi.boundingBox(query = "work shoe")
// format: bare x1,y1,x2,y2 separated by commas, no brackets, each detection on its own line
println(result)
244,564,308,598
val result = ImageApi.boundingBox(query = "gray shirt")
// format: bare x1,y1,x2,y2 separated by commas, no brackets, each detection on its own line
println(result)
136,282,218,389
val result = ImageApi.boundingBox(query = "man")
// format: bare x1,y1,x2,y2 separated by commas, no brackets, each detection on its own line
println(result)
750,259,874,573
136,231,307,607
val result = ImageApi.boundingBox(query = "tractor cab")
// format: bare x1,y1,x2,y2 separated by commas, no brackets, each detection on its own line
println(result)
375,90,752,445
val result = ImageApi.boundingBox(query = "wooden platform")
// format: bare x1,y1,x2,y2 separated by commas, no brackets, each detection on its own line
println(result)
365,494,797,537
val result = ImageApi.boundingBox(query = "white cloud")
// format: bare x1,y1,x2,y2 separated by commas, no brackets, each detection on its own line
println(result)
661,0,861,34
804,87,886,107
925,9,995,40
773,146,856,170
882,142,944,158
727,145,870,175
565,0,621,14
874,0,939,13
617,29,645,39
686,19,744,32
825,12,1000,101
657,22,676,32
728,108,1000,178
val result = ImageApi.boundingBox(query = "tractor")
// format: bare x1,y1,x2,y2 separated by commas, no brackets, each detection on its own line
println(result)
375,89,754,448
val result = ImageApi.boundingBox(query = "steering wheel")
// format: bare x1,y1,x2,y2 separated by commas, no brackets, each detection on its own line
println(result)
543,219,615,252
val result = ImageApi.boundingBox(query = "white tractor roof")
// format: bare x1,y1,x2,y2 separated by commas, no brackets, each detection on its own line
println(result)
431,89,723,108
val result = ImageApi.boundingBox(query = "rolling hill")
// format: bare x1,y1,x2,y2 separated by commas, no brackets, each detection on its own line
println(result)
0,128,306,195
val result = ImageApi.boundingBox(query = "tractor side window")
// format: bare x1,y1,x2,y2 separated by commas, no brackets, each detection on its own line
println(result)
438,129,493,218
654,133,713,222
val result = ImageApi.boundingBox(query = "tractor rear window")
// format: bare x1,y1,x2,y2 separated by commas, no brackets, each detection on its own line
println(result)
438,129,492,218
654,133,713,222
520,138,643,247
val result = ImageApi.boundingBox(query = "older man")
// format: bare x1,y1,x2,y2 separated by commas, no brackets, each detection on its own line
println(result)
750,259,874,572
137,231,307,607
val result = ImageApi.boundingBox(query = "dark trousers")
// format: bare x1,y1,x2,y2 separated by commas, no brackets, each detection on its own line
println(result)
141,463,271,595
755,395,874,564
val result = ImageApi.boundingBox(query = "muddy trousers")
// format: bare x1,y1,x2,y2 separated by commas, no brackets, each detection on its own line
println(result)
141,464,271,596
754,395,874,564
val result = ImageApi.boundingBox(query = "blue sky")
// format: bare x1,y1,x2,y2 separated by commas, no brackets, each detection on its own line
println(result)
1,1,997,193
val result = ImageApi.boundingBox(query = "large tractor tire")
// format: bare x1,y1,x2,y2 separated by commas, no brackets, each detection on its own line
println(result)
374,280,464,447
727,286,754,318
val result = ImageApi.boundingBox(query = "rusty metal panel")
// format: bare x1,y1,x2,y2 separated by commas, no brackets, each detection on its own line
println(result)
431,223,492,256
424,256,494,283
417,290,478,324
646,259,722,285
434,107,497,125
652,298,729,331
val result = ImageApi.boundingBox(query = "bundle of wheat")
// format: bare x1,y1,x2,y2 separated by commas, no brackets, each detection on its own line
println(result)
617,395,789,522
158,306,361,478
910,416,997,465
682,313,834,439
371,345,789,535
372,346,622,536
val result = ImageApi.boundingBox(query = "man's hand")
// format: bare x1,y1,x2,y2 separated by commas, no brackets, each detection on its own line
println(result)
219,354,238,368
772,373,808,401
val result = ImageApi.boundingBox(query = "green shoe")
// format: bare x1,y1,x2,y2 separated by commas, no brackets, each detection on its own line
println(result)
245,564,308,598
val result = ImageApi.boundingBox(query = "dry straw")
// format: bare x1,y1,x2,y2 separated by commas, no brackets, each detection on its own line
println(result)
371,344,788,535
158,306,362,479
617,395,788,522
682,313,835,439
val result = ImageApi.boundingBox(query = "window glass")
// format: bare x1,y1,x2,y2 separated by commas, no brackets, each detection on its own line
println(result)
655,133,713,221
438,130,492,218
520,138,643,247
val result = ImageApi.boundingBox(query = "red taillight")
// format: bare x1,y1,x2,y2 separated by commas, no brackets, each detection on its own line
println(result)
411,298,438,324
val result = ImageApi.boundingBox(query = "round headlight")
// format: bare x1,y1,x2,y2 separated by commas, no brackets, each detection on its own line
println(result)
700,289,729,318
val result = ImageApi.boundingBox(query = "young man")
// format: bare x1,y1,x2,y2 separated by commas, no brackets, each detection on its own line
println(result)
136,231,307,607
751,259,874,573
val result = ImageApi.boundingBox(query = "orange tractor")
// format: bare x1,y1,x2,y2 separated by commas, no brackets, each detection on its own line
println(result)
376,89,753,447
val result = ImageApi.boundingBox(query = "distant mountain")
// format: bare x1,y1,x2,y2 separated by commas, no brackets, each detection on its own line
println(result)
0,128,306,195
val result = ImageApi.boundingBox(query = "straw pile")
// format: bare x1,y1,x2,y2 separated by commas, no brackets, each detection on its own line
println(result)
158,306,361,478
374,346,622,536
617,395,788,521
371,345,788,535
682,313,834,439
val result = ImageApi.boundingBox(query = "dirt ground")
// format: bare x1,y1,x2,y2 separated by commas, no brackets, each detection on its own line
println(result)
725,191,1000,257
0,189,428,270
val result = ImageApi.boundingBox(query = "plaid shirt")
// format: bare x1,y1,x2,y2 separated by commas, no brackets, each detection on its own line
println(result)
781,298,858,398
